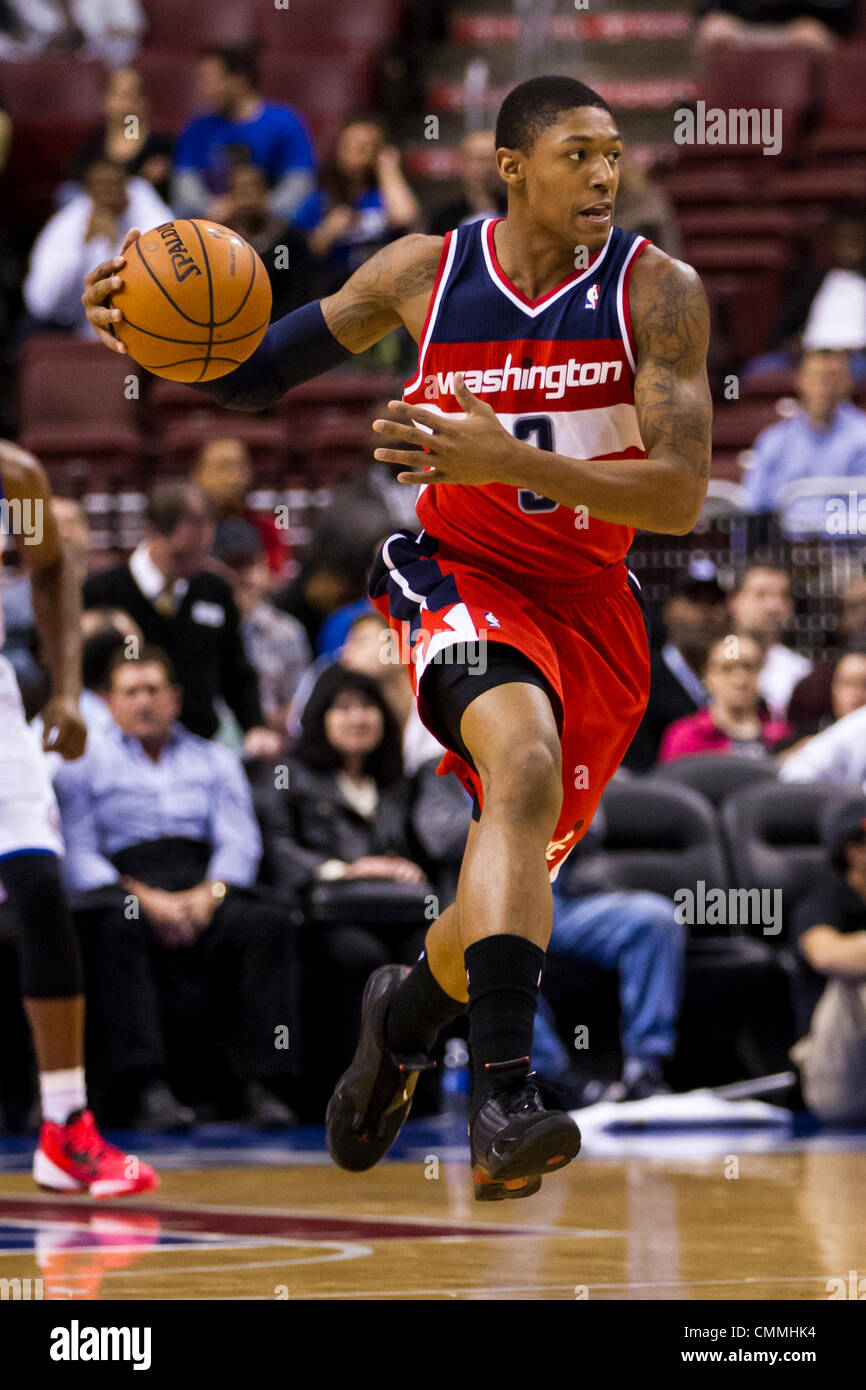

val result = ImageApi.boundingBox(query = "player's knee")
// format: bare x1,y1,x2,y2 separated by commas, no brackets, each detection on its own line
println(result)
481,736,562,827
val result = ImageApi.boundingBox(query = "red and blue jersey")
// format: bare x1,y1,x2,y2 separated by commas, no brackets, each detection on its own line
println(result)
406,217,650,583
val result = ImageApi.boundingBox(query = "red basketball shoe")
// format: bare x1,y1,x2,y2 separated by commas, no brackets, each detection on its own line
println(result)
33,1109,160,1199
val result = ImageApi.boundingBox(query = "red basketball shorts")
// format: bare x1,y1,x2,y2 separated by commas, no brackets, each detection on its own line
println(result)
368,530,651,879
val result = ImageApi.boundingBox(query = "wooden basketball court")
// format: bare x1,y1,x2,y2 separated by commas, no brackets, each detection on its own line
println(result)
1,1121,864,1300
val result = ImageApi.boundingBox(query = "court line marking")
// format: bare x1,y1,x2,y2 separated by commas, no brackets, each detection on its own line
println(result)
284,1274,845,1298
70,1244,374,1275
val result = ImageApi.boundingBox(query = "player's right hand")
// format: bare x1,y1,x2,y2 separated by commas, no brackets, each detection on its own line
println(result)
80,226,141,353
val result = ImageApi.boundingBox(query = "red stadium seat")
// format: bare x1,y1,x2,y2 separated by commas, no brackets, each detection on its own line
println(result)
256,0,401,50
809,44,866,156
0,58,105,119
142,0,255,50
0,59,105,226
152,413,291,479
764,163,866,206
135,50,204,133
695,46,821,155
258,49,373,153
741,367,799,399
18,339,142,470
711,401,785,451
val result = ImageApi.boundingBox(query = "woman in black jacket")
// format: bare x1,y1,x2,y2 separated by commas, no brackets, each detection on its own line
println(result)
253,664,448,1109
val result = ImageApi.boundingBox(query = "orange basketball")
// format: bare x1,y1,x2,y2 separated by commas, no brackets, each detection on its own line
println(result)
111,219,272,383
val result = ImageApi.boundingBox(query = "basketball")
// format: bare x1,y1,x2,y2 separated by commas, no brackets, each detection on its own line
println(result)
111,219,272,383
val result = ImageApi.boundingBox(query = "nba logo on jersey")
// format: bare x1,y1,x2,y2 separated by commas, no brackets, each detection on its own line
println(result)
584,283,600,310
484,612,500,628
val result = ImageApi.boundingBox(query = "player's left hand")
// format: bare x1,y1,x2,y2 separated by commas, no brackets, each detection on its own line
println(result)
41,697,87,761
372,374,515,487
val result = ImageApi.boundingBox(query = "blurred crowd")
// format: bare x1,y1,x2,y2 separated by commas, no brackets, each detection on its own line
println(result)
0,13,865,1129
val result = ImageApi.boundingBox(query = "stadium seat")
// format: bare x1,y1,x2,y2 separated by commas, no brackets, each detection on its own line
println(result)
712,401,783,451
0,59,105,226
152,413,291,479
18,340,141,471
651,753,778,809
142,0,255,50
720,780,854,939
695,46,821,153
258,50,373,152
809,44,866,157
563,778,730,936
256,0,402,50
741,367,799,400
763,163,866,206
0,59,105,120
135,50,204,133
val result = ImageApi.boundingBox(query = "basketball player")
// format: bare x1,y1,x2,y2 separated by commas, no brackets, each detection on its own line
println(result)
0,440,158,1197
83,77,712,1200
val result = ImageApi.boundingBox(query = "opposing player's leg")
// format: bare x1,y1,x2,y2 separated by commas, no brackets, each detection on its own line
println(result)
0,849,159,1198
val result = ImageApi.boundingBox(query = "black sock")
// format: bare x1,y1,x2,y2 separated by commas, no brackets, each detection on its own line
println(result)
465,935,545,1114
384,951,466,1055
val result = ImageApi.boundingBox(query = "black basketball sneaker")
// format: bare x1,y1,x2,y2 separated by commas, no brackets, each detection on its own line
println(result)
470,1066,582,1201
326,964,435,1172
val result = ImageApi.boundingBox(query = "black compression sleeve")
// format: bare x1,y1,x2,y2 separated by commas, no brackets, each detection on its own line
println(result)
192,299,354,411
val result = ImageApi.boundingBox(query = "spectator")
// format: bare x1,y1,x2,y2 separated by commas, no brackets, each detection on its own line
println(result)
429,129,506,237
659,634,790,762
66,67,174,206
172,44,319,230
212,518,311,735
728,565,811,717
220,162,313,319
22,158,171,339
694,0,856,53
54,647,300,1129
78,607,142,733
192,435,292,578
784,643,866,748
83,479,279,755
779,701,866,788
256,663,430,895
253,664,436,1098
531,812,685,1105
308,114,420,294
790,798,866,1122
624,574,729,772
0,0,146,65
272,503,389,655
744,351,866,519
788,579,866,732
612,154,682,259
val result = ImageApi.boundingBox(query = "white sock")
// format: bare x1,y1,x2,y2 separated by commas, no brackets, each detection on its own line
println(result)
40,1067,87,1125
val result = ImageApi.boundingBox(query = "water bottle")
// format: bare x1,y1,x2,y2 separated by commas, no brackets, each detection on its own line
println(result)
440,1038,470,1120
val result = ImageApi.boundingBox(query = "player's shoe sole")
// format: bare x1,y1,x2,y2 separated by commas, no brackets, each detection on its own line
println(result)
326,964,435,1172
470,1081,582,1202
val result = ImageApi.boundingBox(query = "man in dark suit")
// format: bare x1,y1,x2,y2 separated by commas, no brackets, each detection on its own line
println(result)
83,479,281,755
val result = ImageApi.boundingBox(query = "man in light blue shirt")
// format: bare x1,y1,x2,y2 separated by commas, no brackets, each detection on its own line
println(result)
745,350,866,514
53,645,299,1130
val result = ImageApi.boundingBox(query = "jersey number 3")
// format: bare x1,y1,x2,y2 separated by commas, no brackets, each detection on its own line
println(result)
513,417,559,514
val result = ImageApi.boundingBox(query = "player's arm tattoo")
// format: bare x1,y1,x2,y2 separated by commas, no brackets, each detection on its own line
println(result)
631,252,713,482
322,234,443,352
